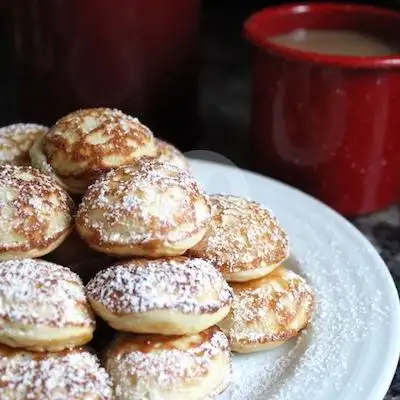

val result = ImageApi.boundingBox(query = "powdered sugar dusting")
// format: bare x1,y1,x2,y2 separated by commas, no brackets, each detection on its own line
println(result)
220,268,314,346
0,123,48,165
0,259,94,327
47,108,145,140
33,108,158,194
153,138,189,170
189,194,289,273
0,165,74,251
87,257,233,314
0,347,112,399
76,161,210,245
216,210,392,400
107,327,230,395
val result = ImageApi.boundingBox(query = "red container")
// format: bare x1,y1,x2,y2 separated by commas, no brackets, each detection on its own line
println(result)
8,0,200,150
244,3,400,216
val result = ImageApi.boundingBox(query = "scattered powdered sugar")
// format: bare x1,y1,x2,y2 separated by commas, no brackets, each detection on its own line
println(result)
39,108,157,193
153,138,189,170
189,194,289,272
217,206,393,400
109,328,229,394
222,268,314,345
46,108,150,141
0,259,94,327
0,348,112,399
0,123,48,165
77,161,210,244
29,133,58,177
0,123,48,139
87,257,233,314
0,165,74,250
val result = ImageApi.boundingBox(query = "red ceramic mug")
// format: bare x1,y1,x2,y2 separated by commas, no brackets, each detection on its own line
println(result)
244,3,400,216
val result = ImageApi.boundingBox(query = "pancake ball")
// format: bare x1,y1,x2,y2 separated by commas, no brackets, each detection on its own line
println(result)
0,165,74,260
218,267,315,353
0,345,112,399
86,257,233,335
105,327,231,400
188,194,289,282
0,259,96,352
76,160,211,258
152,138,189,170
0,123,48,166
30,108,157,195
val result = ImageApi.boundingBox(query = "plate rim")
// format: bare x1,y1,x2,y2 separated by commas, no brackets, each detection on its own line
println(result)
188,157,400,399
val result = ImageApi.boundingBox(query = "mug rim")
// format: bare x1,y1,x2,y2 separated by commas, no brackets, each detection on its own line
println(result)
243,2,400,69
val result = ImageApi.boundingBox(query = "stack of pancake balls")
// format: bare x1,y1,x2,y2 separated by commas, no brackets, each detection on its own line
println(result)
0,108,315,400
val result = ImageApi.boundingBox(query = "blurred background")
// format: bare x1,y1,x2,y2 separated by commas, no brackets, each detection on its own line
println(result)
200,0,400,167
0,0,399,168
1,0,400,215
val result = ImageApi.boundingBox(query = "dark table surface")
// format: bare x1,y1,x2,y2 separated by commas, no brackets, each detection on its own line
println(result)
199,5,400,399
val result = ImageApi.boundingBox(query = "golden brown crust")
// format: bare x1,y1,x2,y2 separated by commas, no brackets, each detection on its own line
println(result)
76,161,210,257
0,228,72,262
0,329,94,353
86,257,233,315
0,123,48,166
0,343,82,358
44,108,154,177
0,166,74,257
31,108,157,194
188,194,289,279
152,139,188,170
105,326,231,398
218,267,315,351
86,257,233,335
0,259,96,351
108,326,224,356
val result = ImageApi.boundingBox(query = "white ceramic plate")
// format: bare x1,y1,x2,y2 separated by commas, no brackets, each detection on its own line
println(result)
188,158,400,400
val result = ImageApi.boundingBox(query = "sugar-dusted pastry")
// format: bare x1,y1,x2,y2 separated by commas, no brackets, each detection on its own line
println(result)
30,108,157,194
0,165,74,260
76,161,211,258
86,257,233,335
105,327,231,400
153,138,189,170
218,267,315,353
0,123,48,166
187,194,289,282
0,259,96,352
0,345,113,399
43,229,116,284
